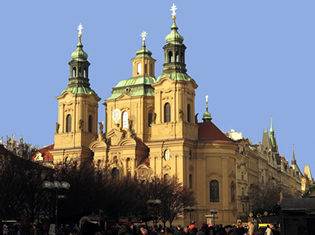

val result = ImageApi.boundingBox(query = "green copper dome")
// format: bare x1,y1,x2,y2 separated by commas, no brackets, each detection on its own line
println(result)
202,111,212,122
71,38,88,62
165,20,184,45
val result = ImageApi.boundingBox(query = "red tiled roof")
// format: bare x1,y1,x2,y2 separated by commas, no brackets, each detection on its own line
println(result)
198,122,233,142
31,144,54,161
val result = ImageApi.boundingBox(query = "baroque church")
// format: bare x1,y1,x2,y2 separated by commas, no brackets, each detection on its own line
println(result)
32,5,312,226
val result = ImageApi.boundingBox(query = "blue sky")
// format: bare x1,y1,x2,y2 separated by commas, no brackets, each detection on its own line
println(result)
1,1,314,176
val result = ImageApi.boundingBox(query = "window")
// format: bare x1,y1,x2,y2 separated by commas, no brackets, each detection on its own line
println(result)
210,180,219,202
164,103,171,123
122,112,128,128
164,174,170,182
187,104,191,123
84,69,87,78
72,68,76,77
66,114,71,132
112,167,119,179
189,174,193,189
88,115,92,133
242,187,244,196
145,64,147,74
241,172,244,180
175,51,179,62
168,51,173,63
242,204,245,213
148,112,153,126
137,63,141,74
231,181,235,202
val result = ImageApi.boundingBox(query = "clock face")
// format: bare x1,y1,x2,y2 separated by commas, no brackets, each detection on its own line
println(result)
112,109,121,124
164,149,170,161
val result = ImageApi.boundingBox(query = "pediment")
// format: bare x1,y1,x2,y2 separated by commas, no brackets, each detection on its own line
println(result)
116,93,132,100
106,128,125,146
119,137,136,146
135,164,153,180
89,140,107,151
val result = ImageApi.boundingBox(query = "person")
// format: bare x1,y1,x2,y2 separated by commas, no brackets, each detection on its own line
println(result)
79,216,102,235
118,222,132,235
188,221,196,231
264,225,273,235
247,221,255,235
236,222,247,235
224,225,238,235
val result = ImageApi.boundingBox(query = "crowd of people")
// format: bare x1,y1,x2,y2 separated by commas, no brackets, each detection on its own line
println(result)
80,218,280,235
1,218,280,235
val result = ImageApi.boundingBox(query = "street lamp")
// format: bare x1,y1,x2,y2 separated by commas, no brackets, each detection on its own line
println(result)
43,181,70,235
147,199,161,227
184,206,196,223
210,209,218,226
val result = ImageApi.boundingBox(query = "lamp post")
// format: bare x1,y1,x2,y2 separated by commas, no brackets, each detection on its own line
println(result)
43,181,70,235
147,199,161,227
184,206,196,224
210,209,218,226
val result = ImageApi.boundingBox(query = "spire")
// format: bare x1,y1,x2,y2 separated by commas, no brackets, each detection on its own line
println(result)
157,4,191,82
292,144,296,165
62,24,94,95
269,116,278,152
135,31,153,58
270,116,274,134
202,95,212,123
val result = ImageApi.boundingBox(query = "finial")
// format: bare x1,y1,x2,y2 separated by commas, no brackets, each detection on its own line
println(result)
77,23,83,38
170,3,177,20
141,31,147,42
205,95,209,112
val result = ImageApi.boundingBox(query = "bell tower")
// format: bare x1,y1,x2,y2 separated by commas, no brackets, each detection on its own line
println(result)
51,24,101,164
151,4,198,141
105,32,156,142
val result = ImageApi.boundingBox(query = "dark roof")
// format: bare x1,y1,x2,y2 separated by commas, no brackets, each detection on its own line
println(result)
281,198,315,211
198,122,233,142
0,144,52,171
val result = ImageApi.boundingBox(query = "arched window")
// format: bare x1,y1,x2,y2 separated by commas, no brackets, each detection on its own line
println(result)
122,112,128,128
168,51,173,63
164,103,171,123
137,63,141,74
66,114,72,133
72,67,76,77
84,69,87,78
187,104,191,123
210,180,219,202
175,51,179,62
88,115,93,133
164,174,170,182
189,174,193,189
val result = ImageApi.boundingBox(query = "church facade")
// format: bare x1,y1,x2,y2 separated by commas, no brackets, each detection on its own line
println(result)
32,6,312,226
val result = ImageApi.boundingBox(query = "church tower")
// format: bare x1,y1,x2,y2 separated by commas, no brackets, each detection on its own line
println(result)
151,4,198,141
105,32,156,142
51,24,101,164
